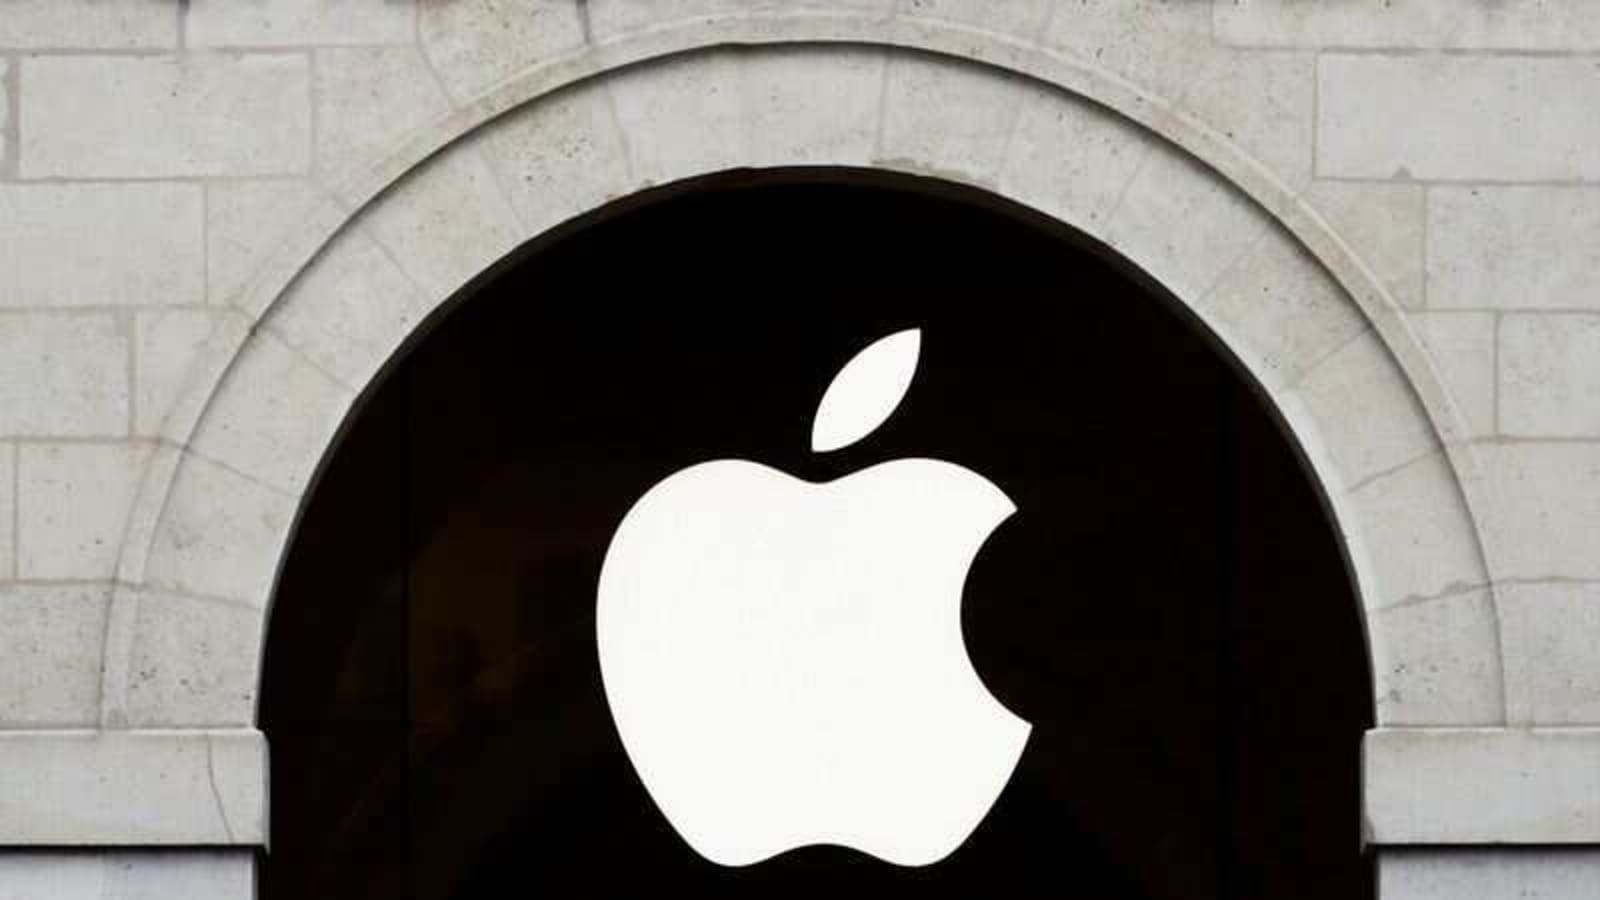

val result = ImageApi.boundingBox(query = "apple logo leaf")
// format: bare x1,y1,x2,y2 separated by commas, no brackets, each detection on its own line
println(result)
811,329,922,453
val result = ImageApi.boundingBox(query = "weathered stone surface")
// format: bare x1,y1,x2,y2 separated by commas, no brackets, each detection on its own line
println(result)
998,83,1151,234
899,0,1053,38
135,309,243,438
125,591,260,727
1318,55,1600,181
207,179,329,308
879,54,1027,182
0,184,202,308
355,143,524,302
314,47,452,181
1101,143,1269,304
269,228,429,390
186,0,414,47
420,0,586,103
1302,179,1426,310
1347,452,1485,612
587,0,889,41
1500,581,1600,725
20,54,311,178
1043,0,1213,101
143,453,295,605
1292,331,1438,489
0,445,12,579
1201,227,1370,391
1365,728,1600,843
0,730,265,845
0,314,128,438
1368,588,1502,726
0,851,254,900
1476,442,1600,582
1429,187,1600,311
608,50,742,186
1183,47,1316,188
1410,312,1495,440
1218,0,1600,51
17,443,151,581
478,81,634,234
742,46,883,169
188,332,353,494
1379,848,1600,900
1500,314,1600,438
0,585,108,726
0,0,177,49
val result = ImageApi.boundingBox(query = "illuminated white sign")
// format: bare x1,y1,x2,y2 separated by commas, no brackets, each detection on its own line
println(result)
597,329,1030,867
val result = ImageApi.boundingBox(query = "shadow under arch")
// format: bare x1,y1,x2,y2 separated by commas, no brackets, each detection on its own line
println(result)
259,167,1376,899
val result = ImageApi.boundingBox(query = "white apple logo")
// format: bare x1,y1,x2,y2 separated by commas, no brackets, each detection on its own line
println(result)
596,329,1030,867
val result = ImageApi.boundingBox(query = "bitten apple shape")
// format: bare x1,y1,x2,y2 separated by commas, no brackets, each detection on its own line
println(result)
595,330,1030,867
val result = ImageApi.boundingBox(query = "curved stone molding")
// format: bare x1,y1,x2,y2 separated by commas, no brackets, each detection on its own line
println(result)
104,19,1501,741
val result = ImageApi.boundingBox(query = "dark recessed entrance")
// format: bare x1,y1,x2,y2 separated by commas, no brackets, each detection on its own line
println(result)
259,171,1375,899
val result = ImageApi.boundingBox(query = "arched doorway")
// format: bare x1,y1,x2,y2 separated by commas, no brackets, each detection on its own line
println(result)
259,172,1374,898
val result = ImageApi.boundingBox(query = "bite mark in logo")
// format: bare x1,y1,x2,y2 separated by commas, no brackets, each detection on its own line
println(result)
596,329,1030,867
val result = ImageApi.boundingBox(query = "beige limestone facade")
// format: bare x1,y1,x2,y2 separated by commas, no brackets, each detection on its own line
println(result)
0,1,1597,896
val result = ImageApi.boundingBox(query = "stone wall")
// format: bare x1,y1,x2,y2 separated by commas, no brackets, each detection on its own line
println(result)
0,2,1596,897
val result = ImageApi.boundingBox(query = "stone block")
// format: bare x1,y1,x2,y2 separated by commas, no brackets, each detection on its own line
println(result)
315,47,452,182
0,183,203,308
998,83,1152,234
17,443,152,581
1476,442,1600,582
477,79,632,235
587,0,890,41
0,730,265,844
1410,311,1495,439
126,590,260,727
1200,227,1370,392
0,314,128,438
1500,314,1600,438
1369,588,1502,726
1101,142,1270,305
879,54,1028,183
1379,848,1600,900
742,46,883,169
608,50,742,187
1500,581,1600,725
420,0,586,103
0,0,177,49
1043,0,1213,101
1429,186,1600,312
1302,179,1426,310
143,453,296,606
0,585,108,727
135,309,245,438
1292,331,1438,489
1217,1,1600,51
0,444,12,580
20,53,310,178
269,228,428,390
898,0,1054,38
1365,728,1600,843
188,332,354,494
187,0,414,47
1182,47,1316,189
355,143,524,302
1347,452,1486,612
1318,55,1600,181
207,178,329,308
0,851,254,900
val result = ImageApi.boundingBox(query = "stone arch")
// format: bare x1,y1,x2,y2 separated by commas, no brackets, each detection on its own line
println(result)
101,20,1502,748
